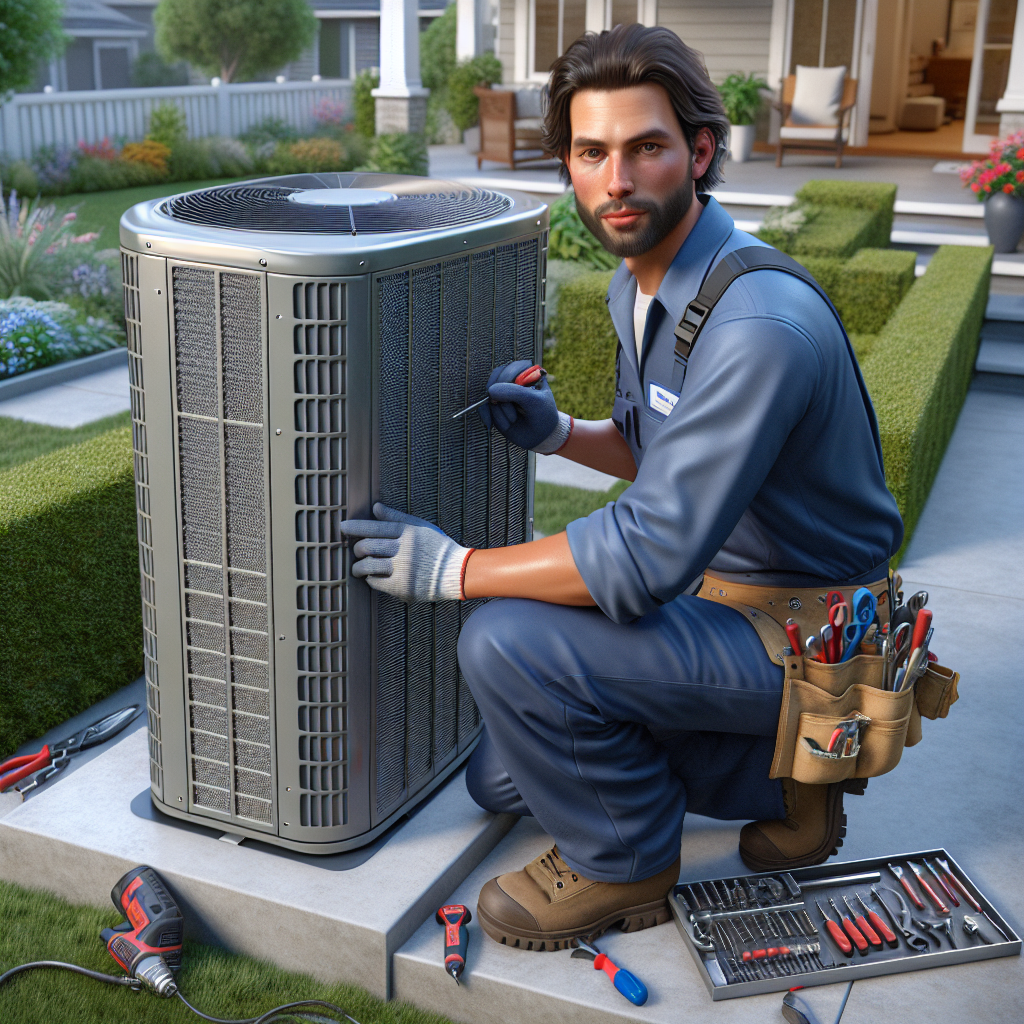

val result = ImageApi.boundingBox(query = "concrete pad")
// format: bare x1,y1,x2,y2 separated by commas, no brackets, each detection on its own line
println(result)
0,718,516,998
0,363,130,427
535,453,622,493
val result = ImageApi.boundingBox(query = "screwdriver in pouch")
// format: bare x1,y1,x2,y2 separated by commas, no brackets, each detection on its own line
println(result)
854,892,898,948
829,897,869,955
451,364,547,419
814,900,854,956
843,895,883,950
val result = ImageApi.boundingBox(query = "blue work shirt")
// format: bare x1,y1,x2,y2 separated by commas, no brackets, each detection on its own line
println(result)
566,196,904,623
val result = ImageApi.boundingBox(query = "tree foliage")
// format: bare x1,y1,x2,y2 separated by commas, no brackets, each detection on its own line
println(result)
0,0,67,97
447,54,504,131
420,6,457,94
154,0,317,83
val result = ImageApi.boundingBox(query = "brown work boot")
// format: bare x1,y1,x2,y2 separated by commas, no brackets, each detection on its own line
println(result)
476,846,678,951
738,778,868,872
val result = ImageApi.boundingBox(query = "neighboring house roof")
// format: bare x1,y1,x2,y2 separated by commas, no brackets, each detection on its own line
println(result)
63,0,147,37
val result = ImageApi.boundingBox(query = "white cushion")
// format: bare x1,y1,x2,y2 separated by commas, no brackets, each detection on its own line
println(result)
780,125,850,141
790,65,847,126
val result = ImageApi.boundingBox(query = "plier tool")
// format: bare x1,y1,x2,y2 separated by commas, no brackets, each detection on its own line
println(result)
0,704,142,795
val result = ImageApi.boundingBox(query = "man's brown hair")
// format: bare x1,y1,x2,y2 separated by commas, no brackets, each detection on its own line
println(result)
543,24,730,191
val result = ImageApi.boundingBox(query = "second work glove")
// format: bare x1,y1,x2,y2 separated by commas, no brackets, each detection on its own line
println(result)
478,359,572,453
339,503,473,603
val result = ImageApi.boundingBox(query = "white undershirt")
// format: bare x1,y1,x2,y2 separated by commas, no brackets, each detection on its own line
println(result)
633,288,655,363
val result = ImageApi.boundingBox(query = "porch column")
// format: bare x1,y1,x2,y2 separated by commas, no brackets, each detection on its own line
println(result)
457,0,481,60
373,0,429,135
996,3,1024,135
585,0,605,34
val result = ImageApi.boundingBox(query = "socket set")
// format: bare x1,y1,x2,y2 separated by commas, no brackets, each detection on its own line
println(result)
669,849,1020,1000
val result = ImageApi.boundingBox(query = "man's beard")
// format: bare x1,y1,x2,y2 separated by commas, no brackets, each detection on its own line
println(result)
575,174,694,258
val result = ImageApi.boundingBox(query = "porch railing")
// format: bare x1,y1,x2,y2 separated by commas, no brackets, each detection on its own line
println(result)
0,80,352,162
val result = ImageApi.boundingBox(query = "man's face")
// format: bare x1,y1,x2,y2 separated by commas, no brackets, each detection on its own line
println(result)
567,84,696,258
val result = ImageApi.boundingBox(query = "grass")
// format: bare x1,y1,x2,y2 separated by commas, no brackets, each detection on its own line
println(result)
0,879,453,1024
0,411,131,472
52,177,254,249
534,479,630,537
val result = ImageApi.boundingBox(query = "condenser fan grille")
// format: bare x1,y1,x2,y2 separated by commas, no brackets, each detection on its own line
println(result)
163,185,513,233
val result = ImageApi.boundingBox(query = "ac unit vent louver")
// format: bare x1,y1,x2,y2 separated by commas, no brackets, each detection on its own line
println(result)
121,173,547,852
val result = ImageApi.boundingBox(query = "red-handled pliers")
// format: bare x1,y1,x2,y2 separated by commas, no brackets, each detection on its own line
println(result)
0,704,141,794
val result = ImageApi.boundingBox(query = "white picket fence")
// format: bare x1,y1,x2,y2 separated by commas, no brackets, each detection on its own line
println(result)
0,80,353,161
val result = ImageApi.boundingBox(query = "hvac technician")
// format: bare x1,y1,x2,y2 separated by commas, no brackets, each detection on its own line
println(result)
340,24,903,950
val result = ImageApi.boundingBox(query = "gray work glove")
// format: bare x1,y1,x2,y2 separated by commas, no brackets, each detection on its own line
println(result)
338,503,473,602
479,359,572,454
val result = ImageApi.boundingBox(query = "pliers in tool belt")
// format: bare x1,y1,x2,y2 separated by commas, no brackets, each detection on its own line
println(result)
0,704,141,794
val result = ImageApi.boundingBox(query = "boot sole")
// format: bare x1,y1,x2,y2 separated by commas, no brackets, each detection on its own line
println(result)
738,778,869,874
476,897,672,952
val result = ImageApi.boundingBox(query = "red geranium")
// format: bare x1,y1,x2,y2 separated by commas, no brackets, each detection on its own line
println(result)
961,130,1024,200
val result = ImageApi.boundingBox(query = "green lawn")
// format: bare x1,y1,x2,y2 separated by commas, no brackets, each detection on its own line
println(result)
534,479,629,537
52,177,255,250
0,411,131,472
0,880,453,1024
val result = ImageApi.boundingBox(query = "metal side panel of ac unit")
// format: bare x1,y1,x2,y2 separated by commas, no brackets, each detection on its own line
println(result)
267,272,374,847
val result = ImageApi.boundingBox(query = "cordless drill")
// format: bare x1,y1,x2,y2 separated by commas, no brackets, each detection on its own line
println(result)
99,865,183,996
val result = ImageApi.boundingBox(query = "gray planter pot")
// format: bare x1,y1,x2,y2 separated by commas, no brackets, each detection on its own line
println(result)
983,191,1024,253
728,124,756,163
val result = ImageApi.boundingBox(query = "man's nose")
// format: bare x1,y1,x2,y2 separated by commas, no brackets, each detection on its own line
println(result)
606,154,634,199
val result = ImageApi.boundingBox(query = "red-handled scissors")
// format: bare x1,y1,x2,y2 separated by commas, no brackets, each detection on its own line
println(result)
0,704,141,794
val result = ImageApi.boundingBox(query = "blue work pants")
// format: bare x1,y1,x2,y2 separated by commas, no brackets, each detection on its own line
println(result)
458,596,787,884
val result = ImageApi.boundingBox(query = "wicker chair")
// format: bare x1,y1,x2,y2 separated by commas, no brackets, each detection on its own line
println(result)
775,71,858,168
474,85,553,170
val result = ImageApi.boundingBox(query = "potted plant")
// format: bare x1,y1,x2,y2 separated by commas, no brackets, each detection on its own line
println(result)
960,130,1024,252
717,73,768,163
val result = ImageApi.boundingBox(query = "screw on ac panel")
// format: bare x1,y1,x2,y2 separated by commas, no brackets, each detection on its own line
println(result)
275,428,282,435
276,314,282,319
279,635,285,640
259,258,267,266
146,241,152,247
155,288,162,294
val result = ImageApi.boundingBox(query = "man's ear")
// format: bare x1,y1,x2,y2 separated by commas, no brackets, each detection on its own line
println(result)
691,127,716,180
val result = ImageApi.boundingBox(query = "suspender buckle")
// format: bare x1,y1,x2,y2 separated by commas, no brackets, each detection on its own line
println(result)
673,301,709,360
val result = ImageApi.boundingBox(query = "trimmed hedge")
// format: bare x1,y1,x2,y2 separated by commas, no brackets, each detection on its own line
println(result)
0,428,141,755
860,244,992,563
794,180,897,247
547,270,617,420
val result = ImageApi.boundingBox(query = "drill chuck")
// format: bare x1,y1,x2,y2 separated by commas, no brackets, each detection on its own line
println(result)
134,955,178,997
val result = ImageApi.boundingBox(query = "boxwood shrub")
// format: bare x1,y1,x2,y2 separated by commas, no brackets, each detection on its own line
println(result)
860,245,992,563
0,428,141,755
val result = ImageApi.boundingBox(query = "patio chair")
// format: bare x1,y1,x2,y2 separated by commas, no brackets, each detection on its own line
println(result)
775,67,858,168
474,85,553,170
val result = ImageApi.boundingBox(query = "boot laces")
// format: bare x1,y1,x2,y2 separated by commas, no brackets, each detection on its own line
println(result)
538,848,581,889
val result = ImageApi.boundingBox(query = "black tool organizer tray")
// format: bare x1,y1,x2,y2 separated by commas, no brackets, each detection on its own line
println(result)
669,849,1019,1000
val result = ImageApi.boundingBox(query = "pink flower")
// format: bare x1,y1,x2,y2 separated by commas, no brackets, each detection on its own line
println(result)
1017,148,1024,160
1004,183,1016,194
971,182,981,192
60,211,77,225
1017,170,1024,183
72,232,100,243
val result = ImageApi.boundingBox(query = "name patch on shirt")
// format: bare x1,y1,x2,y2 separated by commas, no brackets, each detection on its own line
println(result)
648,382,680,416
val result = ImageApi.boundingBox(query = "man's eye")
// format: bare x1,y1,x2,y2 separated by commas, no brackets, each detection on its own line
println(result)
640,143,660,154
582,149,602,159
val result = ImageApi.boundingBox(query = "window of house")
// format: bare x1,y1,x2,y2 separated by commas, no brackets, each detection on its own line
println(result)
532,0,587,75
319,19,354,79
97,45,133,90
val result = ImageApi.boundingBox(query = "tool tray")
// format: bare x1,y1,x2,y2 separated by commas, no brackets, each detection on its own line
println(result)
669,849,1019,1000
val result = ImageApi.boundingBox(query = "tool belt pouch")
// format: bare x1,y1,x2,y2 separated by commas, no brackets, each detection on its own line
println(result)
771,653,915,783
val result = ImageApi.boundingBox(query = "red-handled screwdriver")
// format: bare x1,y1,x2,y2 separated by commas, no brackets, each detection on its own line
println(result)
907,861,948,914
910,608,933,656
815,899,853,956
435,904,471,984
843,895,883,950
451,364,548,419
785,619,803,656
888,863,925,910
855,892,898,948
829,897,869,955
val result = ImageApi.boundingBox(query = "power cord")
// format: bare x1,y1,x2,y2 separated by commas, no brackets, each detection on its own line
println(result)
0,960,361,1024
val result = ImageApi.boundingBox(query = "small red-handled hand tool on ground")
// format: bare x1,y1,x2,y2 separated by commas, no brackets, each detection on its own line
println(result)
814,899,853,956
854,892,898,948
843,895,882,949
934,857,983,912
0,704,141,794
907,861,948,914
451,364,548,419
435,904,471,984
829,897,868,955
924,858,959,907
571,938,648,1006
887,863,925,910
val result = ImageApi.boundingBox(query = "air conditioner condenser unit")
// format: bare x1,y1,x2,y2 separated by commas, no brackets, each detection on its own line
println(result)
120,173,548,852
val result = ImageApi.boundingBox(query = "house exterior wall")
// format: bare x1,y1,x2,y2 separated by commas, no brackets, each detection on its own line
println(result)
656,0,773,82
498,0,516,81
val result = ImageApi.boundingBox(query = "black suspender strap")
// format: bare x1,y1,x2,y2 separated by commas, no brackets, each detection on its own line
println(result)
670,246,830,392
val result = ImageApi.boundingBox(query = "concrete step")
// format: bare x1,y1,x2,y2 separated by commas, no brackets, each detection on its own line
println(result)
0,677,515,999
977,320,1024,376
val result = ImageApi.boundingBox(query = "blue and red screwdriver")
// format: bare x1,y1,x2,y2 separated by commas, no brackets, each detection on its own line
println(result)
436,904,471,985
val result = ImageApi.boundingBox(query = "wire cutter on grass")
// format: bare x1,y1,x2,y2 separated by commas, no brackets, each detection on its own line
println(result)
0,704,142,795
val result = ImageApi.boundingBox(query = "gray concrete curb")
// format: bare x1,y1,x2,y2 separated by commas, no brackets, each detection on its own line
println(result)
0,347,128,401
